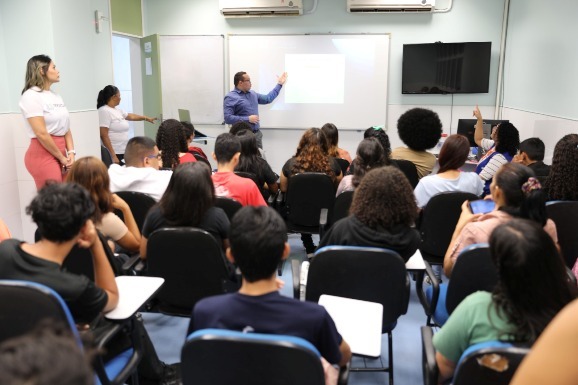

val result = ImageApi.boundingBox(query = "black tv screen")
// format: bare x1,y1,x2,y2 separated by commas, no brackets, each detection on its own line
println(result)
402,42,492,94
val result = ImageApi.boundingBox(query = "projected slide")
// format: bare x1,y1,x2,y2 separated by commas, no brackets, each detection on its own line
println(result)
228,34,389,130
285,54,345,104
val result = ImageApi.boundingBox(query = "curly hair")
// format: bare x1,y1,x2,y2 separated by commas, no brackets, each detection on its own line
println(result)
544,134,578,201
321,123,340,158
291,128,335,180
494,122,520,157
351,138,387,188
397,108,442,151
489,219,576,342
156,119,187,170
364,127,392,164
66,156,113,223
438,134,470,173
350,166,417,231
26,182,95,243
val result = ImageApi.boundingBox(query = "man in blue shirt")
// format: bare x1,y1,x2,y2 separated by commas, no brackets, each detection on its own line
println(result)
224,71,287,149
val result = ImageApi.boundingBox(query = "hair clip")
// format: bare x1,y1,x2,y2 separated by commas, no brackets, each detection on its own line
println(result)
521,177,542,195
372,125,384,131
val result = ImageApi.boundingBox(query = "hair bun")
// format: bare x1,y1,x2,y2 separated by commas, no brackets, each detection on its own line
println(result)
521,177,542,195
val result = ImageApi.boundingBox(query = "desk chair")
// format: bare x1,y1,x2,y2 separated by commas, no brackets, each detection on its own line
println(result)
394,159,419,189
193,153,211,168
331,190,354,226
234,171,260,187
421,244,496,327
214,196,243,221
181,329,348,385
0,280,142,385
299,246,410,385
335,158,351,175
101,145,114,168
546,201,578,268
146,227,238,316
284,172,335,238
418,191,479,266
421,326,529,385
114,191,156,232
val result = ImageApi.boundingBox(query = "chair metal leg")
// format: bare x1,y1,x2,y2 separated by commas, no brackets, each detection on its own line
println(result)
388,331,394,385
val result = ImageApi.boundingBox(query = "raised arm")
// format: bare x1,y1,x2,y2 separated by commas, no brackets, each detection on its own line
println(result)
126,113,157,124
473,105,484,147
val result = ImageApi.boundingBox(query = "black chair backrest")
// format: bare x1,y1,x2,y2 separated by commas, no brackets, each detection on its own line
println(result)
286,173,336,233
101,145,113,168
453,345,530,385
181,330,325,385
306,246,409,330
335,158,350,175
114,191,156,231
0,281,76,345
234,171,260,187
419,191,480,264
214,197,243,221
61,231,122,278
146,227,234,316
394,159,419,188
546,201,578,268
331,190,354,225
445,245,497,315
193,153,212,168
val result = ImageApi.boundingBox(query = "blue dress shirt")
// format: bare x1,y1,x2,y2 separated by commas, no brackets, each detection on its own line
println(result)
223,84,282,132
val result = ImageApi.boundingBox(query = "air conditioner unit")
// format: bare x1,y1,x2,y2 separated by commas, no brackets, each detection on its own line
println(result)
220,0,303,17
347,0,436,13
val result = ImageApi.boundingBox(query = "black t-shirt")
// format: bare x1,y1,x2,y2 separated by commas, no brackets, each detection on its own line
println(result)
189,291,343,365
237,157,278,189
0,239,108,323
281,156,342,179
142,206,230,247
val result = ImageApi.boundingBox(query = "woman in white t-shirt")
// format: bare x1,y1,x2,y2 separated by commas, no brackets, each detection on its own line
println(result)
97,85,157,164
414,134,484,208
19,55,75,189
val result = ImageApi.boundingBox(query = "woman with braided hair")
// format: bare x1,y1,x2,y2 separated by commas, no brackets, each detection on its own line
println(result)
544,133,578,201
434,218,576,384
155,119,196,170
444,162,558,278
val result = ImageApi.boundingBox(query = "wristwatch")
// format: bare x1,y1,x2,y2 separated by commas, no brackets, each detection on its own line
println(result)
67,149,76,155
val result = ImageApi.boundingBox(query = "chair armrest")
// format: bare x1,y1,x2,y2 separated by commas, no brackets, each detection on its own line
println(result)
416,261,440,319
267,190,279,206
338,362,350,385
566,266,577,287
421,326,438,385
121,254,142,274
291,259,301,299
319,208,329,239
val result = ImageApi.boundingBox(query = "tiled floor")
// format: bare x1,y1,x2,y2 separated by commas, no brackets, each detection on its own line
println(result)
143,233,425,385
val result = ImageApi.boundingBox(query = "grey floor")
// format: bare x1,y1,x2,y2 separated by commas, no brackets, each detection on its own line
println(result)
142,233,425,385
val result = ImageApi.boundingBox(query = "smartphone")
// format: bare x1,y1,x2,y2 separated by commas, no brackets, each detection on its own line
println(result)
468,199,495,215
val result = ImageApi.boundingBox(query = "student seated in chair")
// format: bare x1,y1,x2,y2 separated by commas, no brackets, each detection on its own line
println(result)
0,182,174,384
188,206,352,369
513,137,550,180
211,133,267,207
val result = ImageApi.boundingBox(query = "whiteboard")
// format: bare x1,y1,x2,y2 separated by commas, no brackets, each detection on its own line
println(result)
160,35,224,124
228,34,390,130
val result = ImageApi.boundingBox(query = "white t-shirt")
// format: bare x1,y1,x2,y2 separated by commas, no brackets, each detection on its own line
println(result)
414,172,484,208
19,86,70,138
98,105,130,154
108,164,172,202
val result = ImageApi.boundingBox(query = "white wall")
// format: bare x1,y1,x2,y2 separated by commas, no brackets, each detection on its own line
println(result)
142,0,508,171
0,0,114,241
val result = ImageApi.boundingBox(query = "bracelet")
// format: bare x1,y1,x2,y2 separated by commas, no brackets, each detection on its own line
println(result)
67,149,76,155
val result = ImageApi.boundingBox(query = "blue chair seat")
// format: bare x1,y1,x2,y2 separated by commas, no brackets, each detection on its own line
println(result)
426,283,449,325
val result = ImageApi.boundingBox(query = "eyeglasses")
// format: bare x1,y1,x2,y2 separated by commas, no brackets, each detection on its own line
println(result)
146,154,162,160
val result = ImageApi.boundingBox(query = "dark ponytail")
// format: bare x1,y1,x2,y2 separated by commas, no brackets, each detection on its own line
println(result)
495,163,548,226
96,85,119,109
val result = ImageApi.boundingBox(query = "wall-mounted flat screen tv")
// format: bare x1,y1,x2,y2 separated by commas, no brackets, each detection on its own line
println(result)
402,42,492,94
